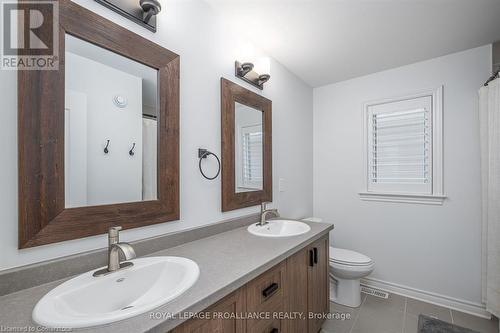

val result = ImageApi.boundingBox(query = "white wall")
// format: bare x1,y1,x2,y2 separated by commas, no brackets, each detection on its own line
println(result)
0,0,313,271
313,45,491,305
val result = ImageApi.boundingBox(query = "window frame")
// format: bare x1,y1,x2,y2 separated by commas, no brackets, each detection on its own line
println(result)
360,86,445,205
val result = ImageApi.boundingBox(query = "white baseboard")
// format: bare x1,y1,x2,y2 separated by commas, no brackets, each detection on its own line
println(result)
361,277,491,319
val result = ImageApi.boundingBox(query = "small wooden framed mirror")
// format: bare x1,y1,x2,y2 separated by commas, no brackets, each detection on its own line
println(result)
221,78,272,212
18,0,180,248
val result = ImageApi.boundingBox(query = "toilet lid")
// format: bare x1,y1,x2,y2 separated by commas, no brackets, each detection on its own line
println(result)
329,247,372,265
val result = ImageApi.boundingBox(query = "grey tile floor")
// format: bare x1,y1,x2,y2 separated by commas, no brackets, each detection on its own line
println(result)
321,294,499,333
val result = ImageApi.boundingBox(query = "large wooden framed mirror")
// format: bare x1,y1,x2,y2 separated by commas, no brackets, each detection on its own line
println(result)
18,0,179,248
221,78,272,212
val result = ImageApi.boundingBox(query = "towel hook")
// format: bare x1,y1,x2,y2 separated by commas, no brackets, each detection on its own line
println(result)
104,140,110,154
129,143,136,156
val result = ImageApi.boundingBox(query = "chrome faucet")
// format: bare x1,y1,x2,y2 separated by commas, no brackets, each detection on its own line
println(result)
93,226,136,277
257,202,279,226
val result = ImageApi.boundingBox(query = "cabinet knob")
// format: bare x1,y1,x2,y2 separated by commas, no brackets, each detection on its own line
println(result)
309,249,314,267
313,247,318,264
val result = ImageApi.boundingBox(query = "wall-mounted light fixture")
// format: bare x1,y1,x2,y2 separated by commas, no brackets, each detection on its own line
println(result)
235,57,271,90
94,0,162,32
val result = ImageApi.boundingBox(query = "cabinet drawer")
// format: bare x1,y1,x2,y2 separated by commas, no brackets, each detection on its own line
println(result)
246,262,285,313
247,317,281,333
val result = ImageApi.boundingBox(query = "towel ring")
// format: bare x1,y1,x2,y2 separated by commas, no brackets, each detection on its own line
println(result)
198,148,221,180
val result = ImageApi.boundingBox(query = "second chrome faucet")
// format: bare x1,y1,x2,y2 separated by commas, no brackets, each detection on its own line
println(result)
93,226,136,277
257,202,280,226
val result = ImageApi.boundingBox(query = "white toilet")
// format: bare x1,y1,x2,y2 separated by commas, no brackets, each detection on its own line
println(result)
329,247,375,308
302,217,375,308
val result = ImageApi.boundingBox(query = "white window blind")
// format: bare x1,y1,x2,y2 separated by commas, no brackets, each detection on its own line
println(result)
241,125,263,189
367,106,432,194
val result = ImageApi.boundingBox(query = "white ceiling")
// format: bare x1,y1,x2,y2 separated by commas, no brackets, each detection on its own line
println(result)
206,0,500,87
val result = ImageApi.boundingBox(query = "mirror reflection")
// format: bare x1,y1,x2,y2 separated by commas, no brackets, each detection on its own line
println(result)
64,34,158,208
235,102,264,193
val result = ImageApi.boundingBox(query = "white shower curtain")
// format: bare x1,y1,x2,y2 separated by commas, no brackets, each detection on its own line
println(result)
479,78,500,319
142,118,157,201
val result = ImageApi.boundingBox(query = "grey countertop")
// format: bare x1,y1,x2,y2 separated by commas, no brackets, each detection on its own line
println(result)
0,220,333,333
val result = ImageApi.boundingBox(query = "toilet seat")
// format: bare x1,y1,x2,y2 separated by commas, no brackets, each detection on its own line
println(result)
329,247,372,266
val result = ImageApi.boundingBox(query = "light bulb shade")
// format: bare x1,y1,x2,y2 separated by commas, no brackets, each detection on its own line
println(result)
237,62,253,77
140,0,161,14
140,0,161,23
258,74,271,85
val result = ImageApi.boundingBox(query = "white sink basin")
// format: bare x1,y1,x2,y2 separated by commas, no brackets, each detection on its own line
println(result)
32,256,200,328
248,219,311,238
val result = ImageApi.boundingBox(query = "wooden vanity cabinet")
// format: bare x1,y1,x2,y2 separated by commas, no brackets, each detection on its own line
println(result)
172,235,329,333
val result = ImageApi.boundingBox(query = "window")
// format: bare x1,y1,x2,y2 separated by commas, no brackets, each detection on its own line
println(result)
236,124,263,191
360,87,445,204
242,126,263,187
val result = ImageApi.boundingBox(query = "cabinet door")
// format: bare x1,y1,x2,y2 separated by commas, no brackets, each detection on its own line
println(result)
172,288,246,333
285,247,309,333
307,236,329,333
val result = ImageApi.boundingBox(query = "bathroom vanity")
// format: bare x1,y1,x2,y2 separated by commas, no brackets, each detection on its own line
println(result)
172,235,329,333
0,217,332,333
